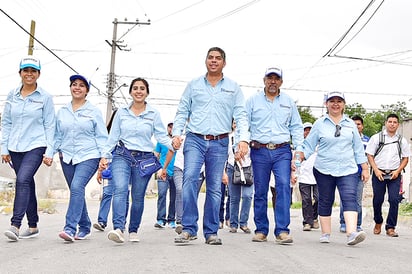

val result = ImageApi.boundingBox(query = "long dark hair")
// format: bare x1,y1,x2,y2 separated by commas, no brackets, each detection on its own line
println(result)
129,77,150,94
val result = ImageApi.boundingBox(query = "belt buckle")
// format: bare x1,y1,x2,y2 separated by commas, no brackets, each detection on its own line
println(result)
266,143,276,150
203,135,212,140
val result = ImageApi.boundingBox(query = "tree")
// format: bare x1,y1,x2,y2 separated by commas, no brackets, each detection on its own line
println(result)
298,106,316,124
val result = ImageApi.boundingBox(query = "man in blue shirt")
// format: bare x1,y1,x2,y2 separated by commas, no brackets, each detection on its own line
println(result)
339,115,369,233
154,122,176,229
247,67,303,245
172,47,249,245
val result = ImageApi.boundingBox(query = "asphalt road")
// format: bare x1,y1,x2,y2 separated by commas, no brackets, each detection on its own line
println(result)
1,194,411,274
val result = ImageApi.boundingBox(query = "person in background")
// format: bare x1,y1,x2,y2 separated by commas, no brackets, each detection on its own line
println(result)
55,75,108,242
247,67,303,245
339,115,369,233
172,47,249,245
297,122,319,231
94,109,131,232
302,91,369,245
161,136,205,235
98,77,173,244
219,182,230,229
366,113,409,237
2,56,55,241
154,122,176,229
225,120,253,234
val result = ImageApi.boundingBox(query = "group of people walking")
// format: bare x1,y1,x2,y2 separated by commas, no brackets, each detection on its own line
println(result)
1,48,409,247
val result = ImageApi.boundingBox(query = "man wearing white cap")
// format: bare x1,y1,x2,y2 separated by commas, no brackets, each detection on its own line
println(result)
246,67,304,244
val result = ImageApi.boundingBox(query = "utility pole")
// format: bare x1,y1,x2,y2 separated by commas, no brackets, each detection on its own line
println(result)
28,20,35,55
105,18,150,124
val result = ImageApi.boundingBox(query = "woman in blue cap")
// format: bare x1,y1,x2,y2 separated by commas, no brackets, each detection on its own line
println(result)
2,56,55,241
55,75,108,242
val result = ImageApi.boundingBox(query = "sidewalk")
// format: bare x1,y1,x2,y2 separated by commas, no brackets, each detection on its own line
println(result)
1,194,412,274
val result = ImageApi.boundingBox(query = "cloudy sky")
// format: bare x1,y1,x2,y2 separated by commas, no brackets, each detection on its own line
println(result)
1,0,411,122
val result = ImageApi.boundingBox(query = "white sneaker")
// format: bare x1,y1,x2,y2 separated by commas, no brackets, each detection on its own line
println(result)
347,231,366,246
108,229,125,243
129,232,140,242
319,233,330,243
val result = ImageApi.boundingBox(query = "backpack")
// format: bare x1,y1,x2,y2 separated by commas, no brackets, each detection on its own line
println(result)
373,131,404,172
374,131,402,159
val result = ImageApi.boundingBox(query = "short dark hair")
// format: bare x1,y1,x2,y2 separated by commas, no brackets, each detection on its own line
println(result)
207,47,226,61
129,77,149,94
386,113,399,122
351,115,364,124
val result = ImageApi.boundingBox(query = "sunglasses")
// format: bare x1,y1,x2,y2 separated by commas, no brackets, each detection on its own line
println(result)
335,125,341,137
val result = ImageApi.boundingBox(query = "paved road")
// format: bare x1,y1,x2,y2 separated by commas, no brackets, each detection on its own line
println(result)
1,194,411,274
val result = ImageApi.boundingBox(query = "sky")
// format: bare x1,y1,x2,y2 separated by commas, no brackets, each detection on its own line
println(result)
1,0,412,123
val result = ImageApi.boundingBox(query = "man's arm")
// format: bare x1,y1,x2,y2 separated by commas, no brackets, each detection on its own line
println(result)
160,149,176,180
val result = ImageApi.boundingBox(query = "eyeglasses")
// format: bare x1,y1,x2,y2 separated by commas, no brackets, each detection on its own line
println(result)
335,125,341,137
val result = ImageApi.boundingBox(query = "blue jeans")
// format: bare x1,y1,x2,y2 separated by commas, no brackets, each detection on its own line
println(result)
339,177,363,227
219,183,230,223
313,168,358,216
156,174,176,223
61,158,99,235
372,173,401,230
182,132,228,239
250,145,291,236
9,147,45,228
227,164,253,228
97,179,129,226
174,167,204,223
111,146,152,233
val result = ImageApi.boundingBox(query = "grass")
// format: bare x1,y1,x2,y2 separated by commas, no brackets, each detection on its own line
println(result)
0,190,57,214
399,202,412,216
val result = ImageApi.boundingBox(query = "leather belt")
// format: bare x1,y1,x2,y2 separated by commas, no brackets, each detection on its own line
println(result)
250,140,289,150
379,169,395,174
193,133,229,141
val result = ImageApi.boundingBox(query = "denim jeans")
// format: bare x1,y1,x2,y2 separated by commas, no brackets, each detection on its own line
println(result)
313,168,358,216
97,179,130,226
372,173,401,230
156,174,176,223
250,145,291,236
339,176,363,227
111,145,152,233
174,167,204,224
182,132,228,239
61,158,99,234
9,147,45,228
298,183,318,226
219,183,230,223
227,164,253,228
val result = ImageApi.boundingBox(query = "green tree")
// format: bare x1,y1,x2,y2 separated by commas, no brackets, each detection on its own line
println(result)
298,106,316,124
345,103,367,118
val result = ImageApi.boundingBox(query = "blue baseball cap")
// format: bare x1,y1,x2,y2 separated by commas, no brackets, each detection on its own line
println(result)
19,56,41,71
70,74,90,90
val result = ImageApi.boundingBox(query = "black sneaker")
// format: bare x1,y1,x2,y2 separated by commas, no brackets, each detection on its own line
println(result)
93,222,106,232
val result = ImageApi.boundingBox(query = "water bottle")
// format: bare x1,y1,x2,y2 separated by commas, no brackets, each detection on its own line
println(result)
294,152,301,179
